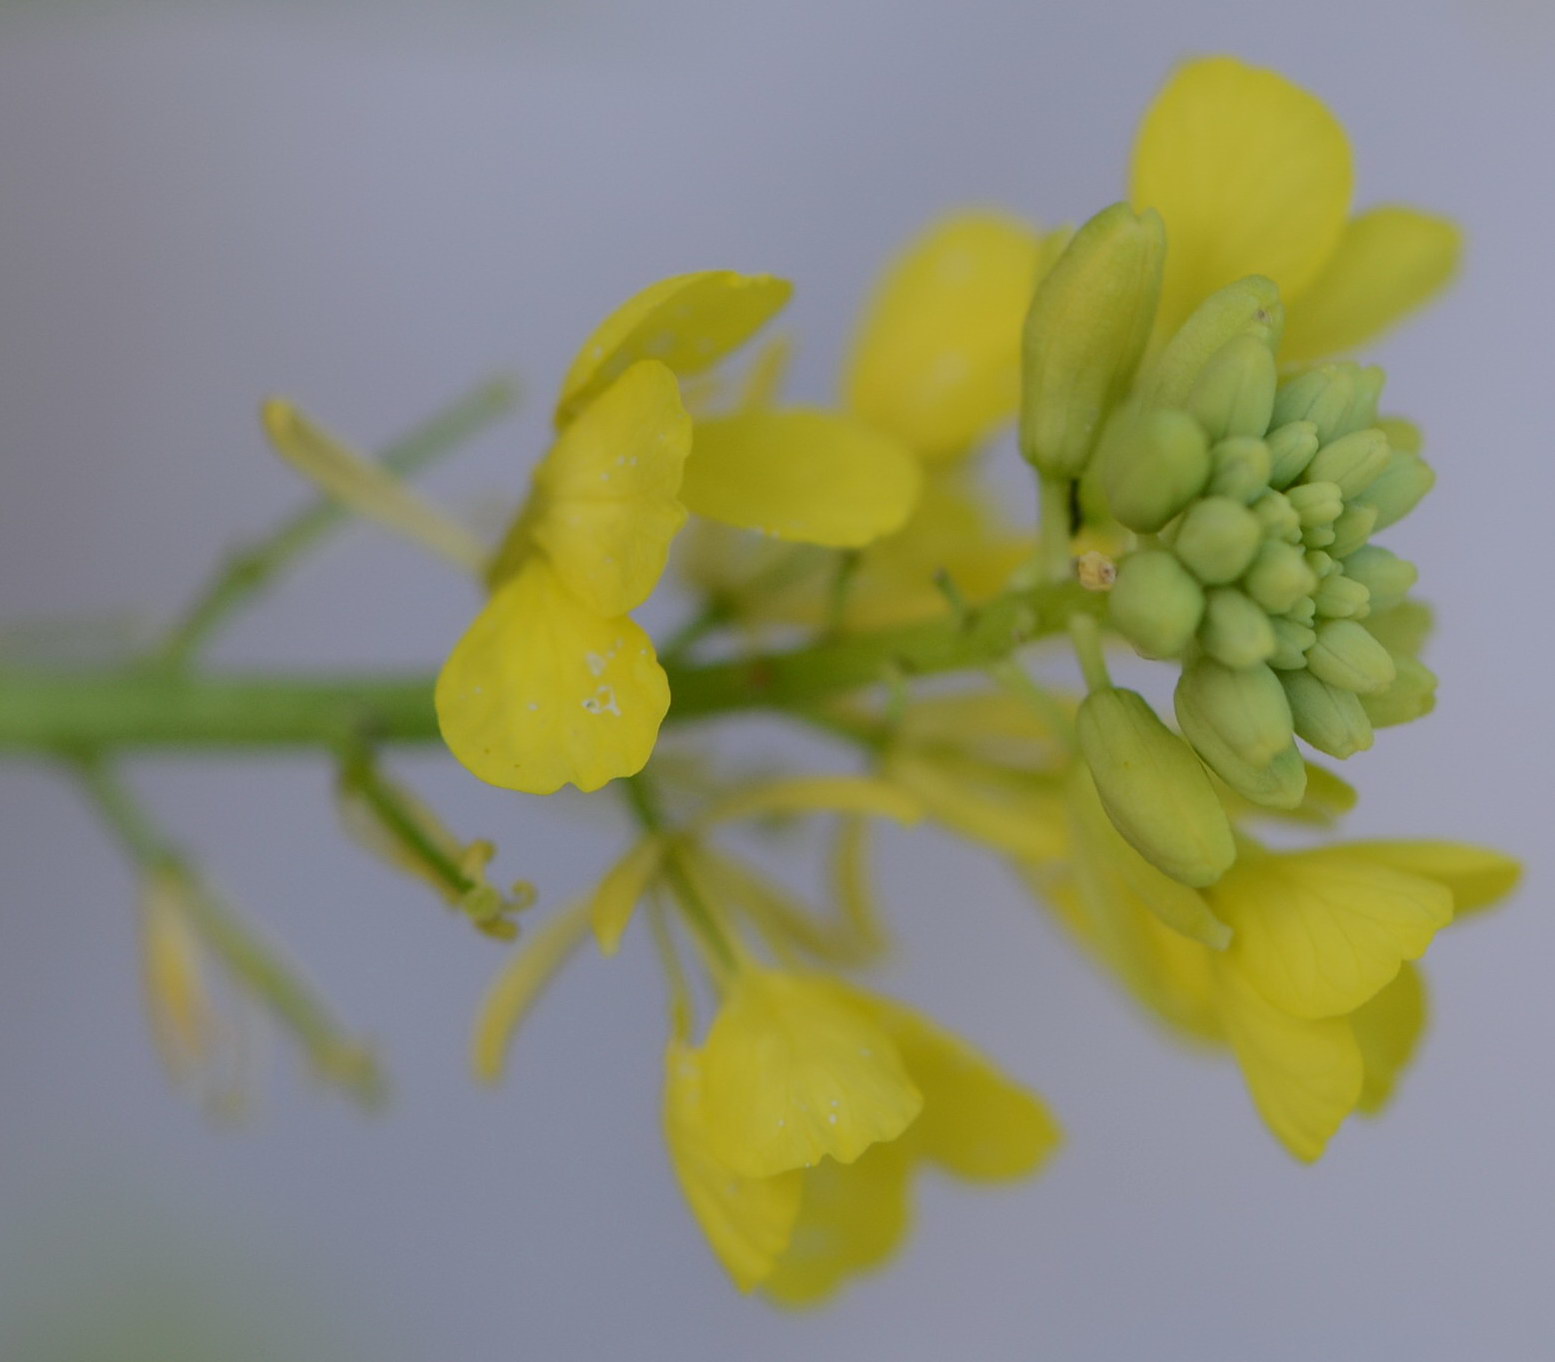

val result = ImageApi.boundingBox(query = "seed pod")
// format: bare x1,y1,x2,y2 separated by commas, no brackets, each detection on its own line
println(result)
1307,618,1397,694
1272,365,1359,444
1173,497,1262,583
1312,573,1371,619
1305,428,1391,498
1266,420,1320,489
1342,546,1418,613
1020,203,1165,478
1097,406,1212,532
1361,657,1438,728
1282,669,1375,758
1268,617,1317,669
1076,686,1236,887
1355,451,1435,530
1243,540,1318,614
1326,502,1379,558
1139,275,1284,410
1188,334,1278,442
1206,436,1273,503
1109,549,1205,657
1200,587,1276,668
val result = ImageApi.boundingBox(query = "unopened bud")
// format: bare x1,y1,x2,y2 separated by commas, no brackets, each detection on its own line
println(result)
1138,276,1283,410
1251,489,1302,543
1020,203,1165,478
1312,573,1371,619
1243,540,1318,614
1206,436,1273,503
1306,618,1397,694
1188,334,1278,442
1076,686,1236,887
1342,546,1418,613
1272,365,1359,445
1286,594,1318,626
1266,420,1320,489
1361,656,1438,728
1200,587,1276,668
1175,664,1307,810
1173,497,1262,583
1327,502,1379,558
1268,617,1317,670
1282,669,1375,759
1109,549,1205,657
1305,428,1391,498
1097,406,1211,532
1287,480,1343,530
1354,450,1435,530
1343,365,1387,433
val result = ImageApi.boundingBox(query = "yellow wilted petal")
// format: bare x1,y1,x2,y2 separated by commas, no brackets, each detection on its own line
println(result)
1131,56,1354,338
1339,841,1522,920
471,899,594,1083
557,272,792,426
664,1039,803,1292
700,970,922,1179
261,399,489,574
140,870,215,1082
681,408,922,548
1214,850,1453,1019
698,775,922,829
848,988,1062,1181
1280,208,1464,365
1352,962,1428,1116
831,817,888,960
589,835,665,956
763,1142,912,1306
524,360,692,617
1215,957,1362,1162
844,211,1050,463
436,560,669,794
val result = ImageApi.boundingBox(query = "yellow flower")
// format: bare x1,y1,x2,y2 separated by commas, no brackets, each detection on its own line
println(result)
1131,55,1462,361
665,970,1060,1303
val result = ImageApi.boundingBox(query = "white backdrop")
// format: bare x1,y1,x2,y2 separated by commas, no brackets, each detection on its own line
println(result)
0,2,1549,1358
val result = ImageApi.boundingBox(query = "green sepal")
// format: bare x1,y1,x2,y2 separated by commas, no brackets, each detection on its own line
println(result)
1187,333,1277,442
1343,547,1418,614
1138,275,1283,410
1097,406,1211,532
1281,668,1376,759
1109,549,1205,658
1206,436,1273,503
1360,656,1438,727
1306,618,1397,694
1243,540,1318,615
1305,428,1391,498
1199,587,1276,668
1266,420,1320,489
1173,496,1262,584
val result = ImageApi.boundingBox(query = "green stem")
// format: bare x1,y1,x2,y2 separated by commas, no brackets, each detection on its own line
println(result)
1069,612,1112,692
157,377,517,669
0,580,1100,755
1038,474,1076,583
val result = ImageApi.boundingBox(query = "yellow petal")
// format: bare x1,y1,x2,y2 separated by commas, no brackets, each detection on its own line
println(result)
844,211,1050,463
664,1039,803,1292
763,1141,912,1306
1131,56,1354,338
1351,962,1428,1116
1214,850,1453,1019
698,775,922,829
471,899,594,1083
831,817,888,961
589,835,665,955
1338,841,1522,921
525,360,692,616
1215,957,1362,1162
1280,208,1464,365
436,560,669,794
140,869,216,1082
680,408,923,547
557,272,792,426
699,970,922,1179
846,987,1062,1180
885,749,1068,864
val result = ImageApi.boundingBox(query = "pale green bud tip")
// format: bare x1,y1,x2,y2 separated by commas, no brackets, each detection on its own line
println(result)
1307,618,1397,695
1109,549,1205,658
1076,686,1236,887
1281,669,1375,759
1200,586,1276,668
1175,660,1307,810
1139,275,1282,410
1188,334,1277,443
1098,406,1211,532
1173,496,1262,584
1020,202,1166,479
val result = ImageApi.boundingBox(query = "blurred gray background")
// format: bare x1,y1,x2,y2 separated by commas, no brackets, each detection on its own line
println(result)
0,1,1548,1358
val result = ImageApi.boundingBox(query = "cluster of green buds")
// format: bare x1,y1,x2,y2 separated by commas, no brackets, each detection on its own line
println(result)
1021,204,1436,886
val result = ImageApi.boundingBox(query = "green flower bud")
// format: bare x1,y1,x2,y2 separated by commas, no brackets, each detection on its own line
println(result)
1179,718,1307,810
1361,656,1438,728
1243,540,1318,614
1187,334,1278,442
1326,502,1379,558
1312,573,1371,619
1175,659,1296,767
1269,617,1317,669
1305,549,1338,578
1206,436,1272,503
1343,365,1387,433
1200,586,1276,668
1307,618,1397,694
1365,600,1433,657
1076,686,1236,887
1097,406,1211,532
1020,203,1165,478
1266,420,1320,489
1173,496,1262,584
1302,523,1337,550
1304,428,1391,498
1272,365,1358,445
1138,275,1283,410
1343,546,1418,614
1109,549,1205,658
1377,415,1423,455
1287,480,1343,529
1354,450,1435,531
1251,489,1302,543
1285,594,1318,626
1282,669,1376,759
